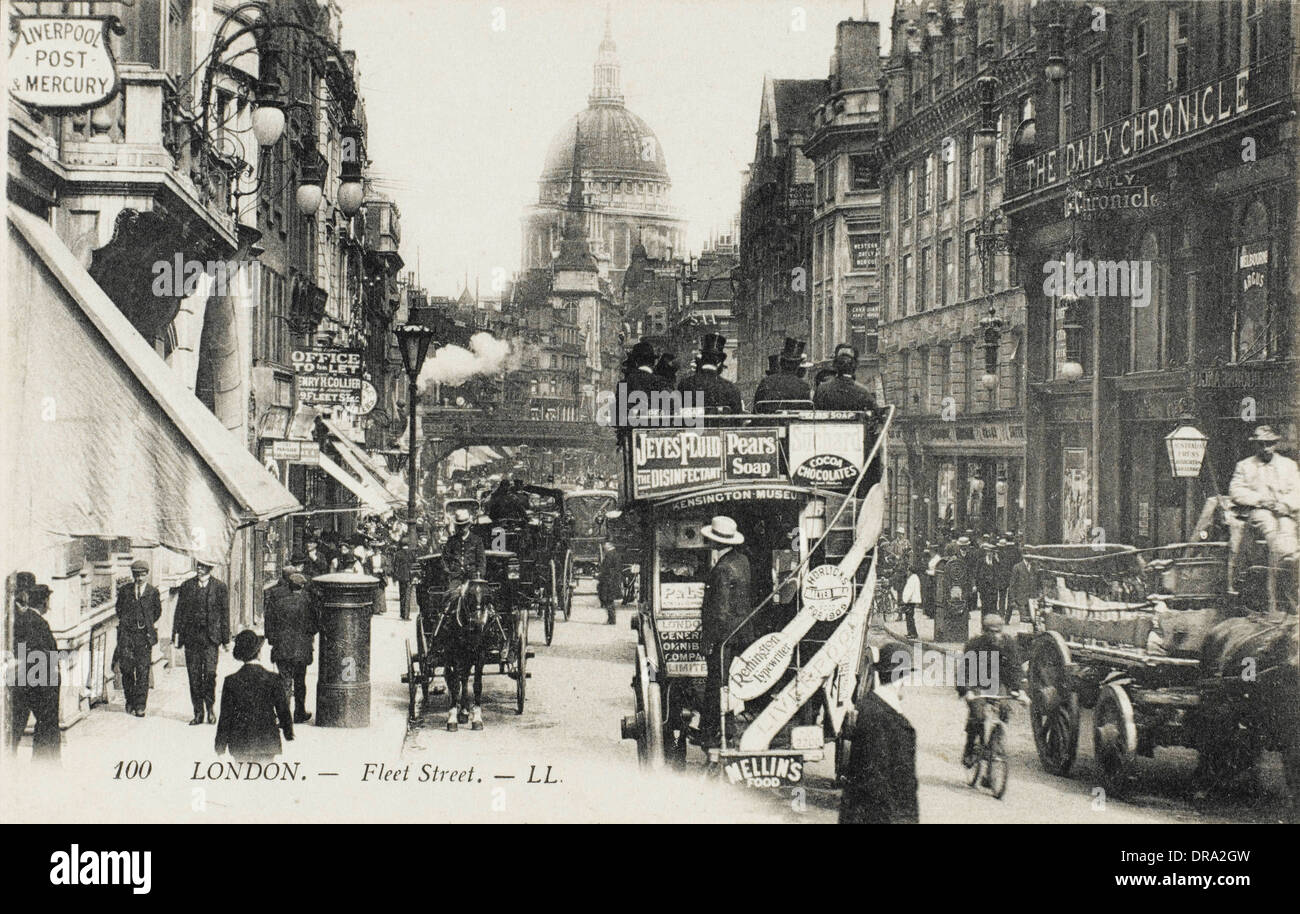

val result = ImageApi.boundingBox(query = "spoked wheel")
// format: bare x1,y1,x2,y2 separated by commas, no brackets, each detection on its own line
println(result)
542,594,555,646
1029,632,1080,776
562,548,574,621
405,640,418,720
987,754,1009,799
414,618,430,705
1093,681,1137,795
514,612,528,714
968,735,984,787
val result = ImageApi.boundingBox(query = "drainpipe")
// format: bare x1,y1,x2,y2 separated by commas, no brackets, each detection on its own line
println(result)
1089,293,1100,541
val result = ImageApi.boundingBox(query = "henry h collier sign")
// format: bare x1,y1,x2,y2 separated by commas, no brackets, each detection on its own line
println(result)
291,348,364,409
9,17,119,110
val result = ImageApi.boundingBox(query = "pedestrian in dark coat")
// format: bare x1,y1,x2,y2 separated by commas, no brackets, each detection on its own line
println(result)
1006,554,1034,624
115,559,161,716
214,631,293,763
975,540,1000,617
172,561,230,725
299,540,331,578
840,640,918,824
8,584,61,761
597,541,621,625
996,535,1019,617
698,516,753,744
263,573,318,723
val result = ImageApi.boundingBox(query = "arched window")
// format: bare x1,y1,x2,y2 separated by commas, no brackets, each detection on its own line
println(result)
1130,231,1161,372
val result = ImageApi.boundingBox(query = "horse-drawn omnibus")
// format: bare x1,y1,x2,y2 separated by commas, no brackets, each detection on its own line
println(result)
617,406,895,786
564,489,619,578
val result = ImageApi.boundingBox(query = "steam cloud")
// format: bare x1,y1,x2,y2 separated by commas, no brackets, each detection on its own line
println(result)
418,332,510,389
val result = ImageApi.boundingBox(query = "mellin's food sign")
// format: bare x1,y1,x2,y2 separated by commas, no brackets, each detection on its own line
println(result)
10,17,120,110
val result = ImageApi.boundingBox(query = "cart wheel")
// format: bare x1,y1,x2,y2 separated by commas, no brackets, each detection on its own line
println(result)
1093,681,1137,795
515,614,527,715
1029,632,1080,776
988,755,1009,799
562,549,574,621
543,593,555,646
968,740,984,787
834,731,851,784
643,679,665,764
414,618,430,705
405,640,418,721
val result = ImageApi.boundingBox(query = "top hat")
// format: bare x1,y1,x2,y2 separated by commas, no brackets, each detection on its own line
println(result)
700,515,744,546
779,338,806,364
700,333,727,360
22,584,51,609
15,571,35,592
130,559,150,573
452,508,474,525
232,629,265,663
628,340,657,367
1249,424,1281,443
767,354,779,374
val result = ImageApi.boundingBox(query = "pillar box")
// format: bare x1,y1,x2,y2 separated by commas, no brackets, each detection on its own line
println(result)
312,573,378,727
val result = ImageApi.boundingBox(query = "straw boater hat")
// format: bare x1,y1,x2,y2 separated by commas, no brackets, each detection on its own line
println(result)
1249,425,1281,443
982,613,1004,632
452,508,474,526
700,515,744,546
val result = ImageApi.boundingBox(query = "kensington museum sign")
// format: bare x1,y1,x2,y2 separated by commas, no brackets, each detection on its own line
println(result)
1013,67,1252,195
9,17,120,111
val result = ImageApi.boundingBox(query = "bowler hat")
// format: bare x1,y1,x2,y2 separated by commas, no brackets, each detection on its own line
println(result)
232,629,264,663
1249,425,1281,443
873,640,913,685
700,515,744,546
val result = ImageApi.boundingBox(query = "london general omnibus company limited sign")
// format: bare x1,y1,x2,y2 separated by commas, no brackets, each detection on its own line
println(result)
9,17,121,111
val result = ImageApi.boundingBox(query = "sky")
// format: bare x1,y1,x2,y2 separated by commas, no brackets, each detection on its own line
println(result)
341,0,894,299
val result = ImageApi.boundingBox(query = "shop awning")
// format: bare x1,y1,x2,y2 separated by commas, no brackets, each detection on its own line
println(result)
317,453,394,515
321,417,406,507
4,205,300,566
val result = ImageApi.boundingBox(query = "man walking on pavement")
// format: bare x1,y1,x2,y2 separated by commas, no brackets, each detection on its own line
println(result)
115,560,161,717
975,537,999,623
393,531,419,621
173,559,230,725
597,541,621,625
8,583,61,761
214,630,293,763
264,572,318,723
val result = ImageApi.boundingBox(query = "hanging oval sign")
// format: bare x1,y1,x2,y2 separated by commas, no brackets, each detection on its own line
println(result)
792,454,859,489
802,564,853,622
358,381,378,416
729,632,794,701
9,17,121,111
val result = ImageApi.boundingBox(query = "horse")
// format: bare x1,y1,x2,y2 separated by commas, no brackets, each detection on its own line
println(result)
440,581,490,732
1196,614,1300,816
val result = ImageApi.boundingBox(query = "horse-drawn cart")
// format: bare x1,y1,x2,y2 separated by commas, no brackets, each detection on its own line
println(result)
404,545,534,724
1024,538,1298,795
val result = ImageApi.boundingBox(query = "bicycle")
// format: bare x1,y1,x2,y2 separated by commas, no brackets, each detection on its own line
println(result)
964,693,1028,799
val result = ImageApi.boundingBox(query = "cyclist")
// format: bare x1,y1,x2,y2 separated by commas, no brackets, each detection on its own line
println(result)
957,613,1023,767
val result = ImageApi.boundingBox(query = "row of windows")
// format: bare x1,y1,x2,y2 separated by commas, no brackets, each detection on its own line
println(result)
884,229,1009,321
890,338,1022,416
814,154,880,206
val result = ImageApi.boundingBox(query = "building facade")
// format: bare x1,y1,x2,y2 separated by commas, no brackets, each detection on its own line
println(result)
806,19,887,376
1005,0,1299,546
736,76,827,398
878,0,1032,541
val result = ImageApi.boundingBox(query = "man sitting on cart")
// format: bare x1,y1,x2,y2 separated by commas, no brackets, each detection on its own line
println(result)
1229,424,1299,611
442,509,487,605
957,613,1023,768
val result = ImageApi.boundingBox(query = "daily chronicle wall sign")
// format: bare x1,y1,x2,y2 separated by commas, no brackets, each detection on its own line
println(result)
9,17,121,110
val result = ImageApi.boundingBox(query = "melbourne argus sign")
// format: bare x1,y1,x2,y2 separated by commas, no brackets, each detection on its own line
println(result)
9,17,120,110
291,348,363,409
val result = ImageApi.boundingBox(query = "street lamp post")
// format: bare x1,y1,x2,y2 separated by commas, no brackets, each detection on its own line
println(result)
396,321,438,604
